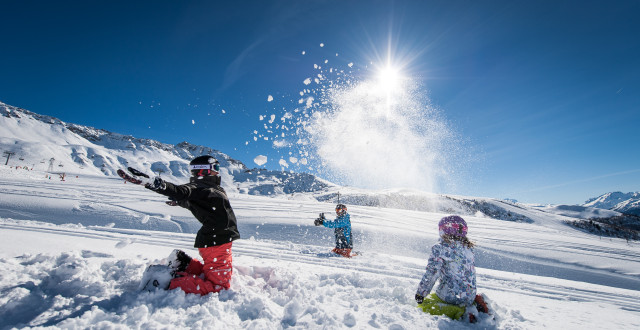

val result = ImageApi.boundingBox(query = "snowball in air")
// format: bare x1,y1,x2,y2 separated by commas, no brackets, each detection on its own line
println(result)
254,155,267,166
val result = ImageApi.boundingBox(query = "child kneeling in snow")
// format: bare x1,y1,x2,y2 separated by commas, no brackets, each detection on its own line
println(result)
415,215,488,322
146,155,240,295
314,203,353,258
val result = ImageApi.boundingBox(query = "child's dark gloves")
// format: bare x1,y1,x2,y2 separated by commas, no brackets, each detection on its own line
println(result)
165,200,178,206
146,177,166,191
415,294,424,304
314,219,324,226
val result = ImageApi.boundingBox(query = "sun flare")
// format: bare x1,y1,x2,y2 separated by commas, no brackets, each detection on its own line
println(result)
377,65,402,91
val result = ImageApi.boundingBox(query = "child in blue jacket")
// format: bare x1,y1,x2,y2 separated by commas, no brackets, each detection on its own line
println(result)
314,203,353,258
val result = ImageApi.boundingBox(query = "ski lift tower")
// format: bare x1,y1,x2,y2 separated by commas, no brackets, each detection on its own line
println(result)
3,151,15,165
47,158,55,172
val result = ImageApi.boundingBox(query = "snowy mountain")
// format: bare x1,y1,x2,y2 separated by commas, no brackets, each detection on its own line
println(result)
0,101,334,196
584,191,640,216
0,101,535,222
2,100,639,238
1,102,640,328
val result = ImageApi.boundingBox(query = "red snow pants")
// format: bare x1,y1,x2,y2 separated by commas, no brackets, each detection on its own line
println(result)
169,242,233,295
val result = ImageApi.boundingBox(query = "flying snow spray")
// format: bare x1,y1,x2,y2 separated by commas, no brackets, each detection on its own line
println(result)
257,54,465,193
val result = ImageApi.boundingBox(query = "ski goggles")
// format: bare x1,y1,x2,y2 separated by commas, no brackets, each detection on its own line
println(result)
189,163,220,172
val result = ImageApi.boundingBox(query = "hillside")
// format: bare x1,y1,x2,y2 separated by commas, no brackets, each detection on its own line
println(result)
3,100,639,238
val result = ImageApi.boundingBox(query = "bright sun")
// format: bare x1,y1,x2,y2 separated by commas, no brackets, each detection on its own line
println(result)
377,65,402,91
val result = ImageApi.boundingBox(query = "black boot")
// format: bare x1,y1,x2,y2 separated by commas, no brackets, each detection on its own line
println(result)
167,249,192,272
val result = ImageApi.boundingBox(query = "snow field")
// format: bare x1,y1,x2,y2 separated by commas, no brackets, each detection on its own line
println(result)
1,170,640,328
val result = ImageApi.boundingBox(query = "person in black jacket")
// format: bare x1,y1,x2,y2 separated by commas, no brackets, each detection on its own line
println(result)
146,155,240,295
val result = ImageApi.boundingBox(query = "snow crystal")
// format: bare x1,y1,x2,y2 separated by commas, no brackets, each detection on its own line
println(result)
254,155,267,166
191,119,195,125
267,95,273,102
301,50,306,55
279,159,289,168
268,115,276,123
221,109,226,114
303,78,311,85
320,43,324,47
289,157,298,164
348,62,354,67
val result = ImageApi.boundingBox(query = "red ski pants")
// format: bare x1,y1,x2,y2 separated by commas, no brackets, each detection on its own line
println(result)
169,242,233,295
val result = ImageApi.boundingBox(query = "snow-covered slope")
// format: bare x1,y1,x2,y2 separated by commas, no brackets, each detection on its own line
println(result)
4,100,639,237
0,101,334,195
1,167,639,329
584,191,640,216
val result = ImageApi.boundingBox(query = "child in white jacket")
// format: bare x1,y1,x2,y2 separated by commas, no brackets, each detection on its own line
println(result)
415,215,488,322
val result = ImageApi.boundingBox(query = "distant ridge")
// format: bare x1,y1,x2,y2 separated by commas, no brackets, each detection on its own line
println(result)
584,191,640,216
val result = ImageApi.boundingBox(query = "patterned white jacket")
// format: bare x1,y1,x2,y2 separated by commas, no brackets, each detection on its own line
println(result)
416,239,477,306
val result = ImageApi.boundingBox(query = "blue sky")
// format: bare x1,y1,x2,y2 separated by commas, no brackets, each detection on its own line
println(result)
1,0,638,205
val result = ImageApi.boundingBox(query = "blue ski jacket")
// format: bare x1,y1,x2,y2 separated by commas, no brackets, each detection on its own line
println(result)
323,213,352,249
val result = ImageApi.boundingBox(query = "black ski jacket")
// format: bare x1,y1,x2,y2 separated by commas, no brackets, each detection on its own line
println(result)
156,175,240,248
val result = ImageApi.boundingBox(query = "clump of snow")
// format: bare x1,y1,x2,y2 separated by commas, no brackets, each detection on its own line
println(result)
254,155,268,166
267,95,273,102
279,159,288,168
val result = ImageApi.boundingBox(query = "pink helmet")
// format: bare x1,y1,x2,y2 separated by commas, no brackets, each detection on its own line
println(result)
438,215,468,237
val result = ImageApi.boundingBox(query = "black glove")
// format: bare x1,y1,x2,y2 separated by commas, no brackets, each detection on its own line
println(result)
145,177,166,191
415,294,424,304
314,218,324,226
